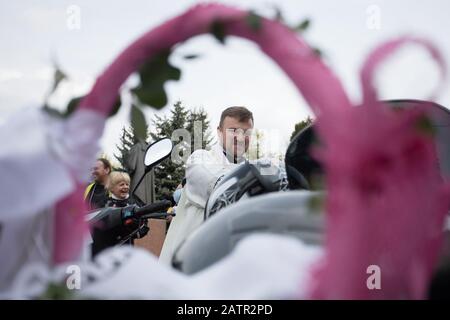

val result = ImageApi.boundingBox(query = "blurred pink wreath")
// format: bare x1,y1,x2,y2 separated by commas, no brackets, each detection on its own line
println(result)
1,3,448,299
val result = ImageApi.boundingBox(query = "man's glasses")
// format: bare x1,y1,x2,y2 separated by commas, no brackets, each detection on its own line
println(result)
224,128,253,137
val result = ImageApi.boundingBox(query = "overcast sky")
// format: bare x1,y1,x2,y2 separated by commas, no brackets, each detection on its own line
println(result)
1,0,450,161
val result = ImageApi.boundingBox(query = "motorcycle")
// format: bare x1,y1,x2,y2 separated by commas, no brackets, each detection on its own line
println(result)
171,100,450,298
86,138,175,256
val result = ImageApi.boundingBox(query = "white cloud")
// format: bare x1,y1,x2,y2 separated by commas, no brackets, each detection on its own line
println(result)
21,6,65,33
0,70,23,82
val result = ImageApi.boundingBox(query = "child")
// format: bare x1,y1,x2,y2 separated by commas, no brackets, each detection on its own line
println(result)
105,171,134,208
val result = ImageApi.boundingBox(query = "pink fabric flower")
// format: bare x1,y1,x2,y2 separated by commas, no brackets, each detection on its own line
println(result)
309,38,450,299
53,183,89,264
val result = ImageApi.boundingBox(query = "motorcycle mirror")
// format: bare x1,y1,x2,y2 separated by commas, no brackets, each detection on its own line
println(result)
131,138,173,203
144,138,173,170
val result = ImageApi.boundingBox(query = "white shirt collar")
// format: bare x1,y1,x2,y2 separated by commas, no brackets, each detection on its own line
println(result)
111,194,129,200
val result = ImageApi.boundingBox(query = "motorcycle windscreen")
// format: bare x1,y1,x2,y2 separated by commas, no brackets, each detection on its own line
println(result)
285,99,450,191
385,100,450,179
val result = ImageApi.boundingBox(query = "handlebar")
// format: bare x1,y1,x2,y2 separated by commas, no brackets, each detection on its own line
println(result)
89,200,174,231
139,211,175,220
131,200,173,219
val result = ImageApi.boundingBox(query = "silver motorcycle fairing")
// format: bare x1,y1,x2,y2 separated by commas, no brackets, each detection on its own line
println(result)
204,161,289,220
173,190,324,274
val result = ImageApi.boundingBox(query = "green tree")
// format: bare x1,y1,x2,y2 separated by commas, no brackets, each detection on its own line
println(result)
114,122,149,170
186,107,214,153
150,101,188,200
150,101,213,200
149,101,188,140
114,101,213,200
290,116,314,141
114,126,135,169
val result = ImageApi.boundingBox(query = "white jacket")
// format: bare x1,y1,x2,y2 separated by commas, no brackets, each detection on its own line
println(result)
159,144,242,265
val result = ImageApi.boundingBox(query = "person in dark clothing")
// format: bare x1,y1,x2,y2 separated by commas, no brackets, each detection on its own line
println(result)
105,196,135,208
105,171,149,243
105,171,134,208
84,158,111,210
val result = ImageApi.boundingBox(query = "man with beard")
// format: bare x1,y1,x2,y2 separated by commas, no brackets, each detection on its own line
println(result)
159,106,254,264
84,158,112,210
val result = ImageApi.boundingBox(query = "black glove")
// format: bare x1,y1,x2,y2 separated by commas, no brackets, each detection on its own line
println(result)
134,220,150,239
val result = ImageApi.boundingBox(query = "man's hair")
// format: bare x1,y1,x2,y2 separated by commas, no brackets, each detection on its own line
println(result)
219,106,254,128
97,158,112,173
